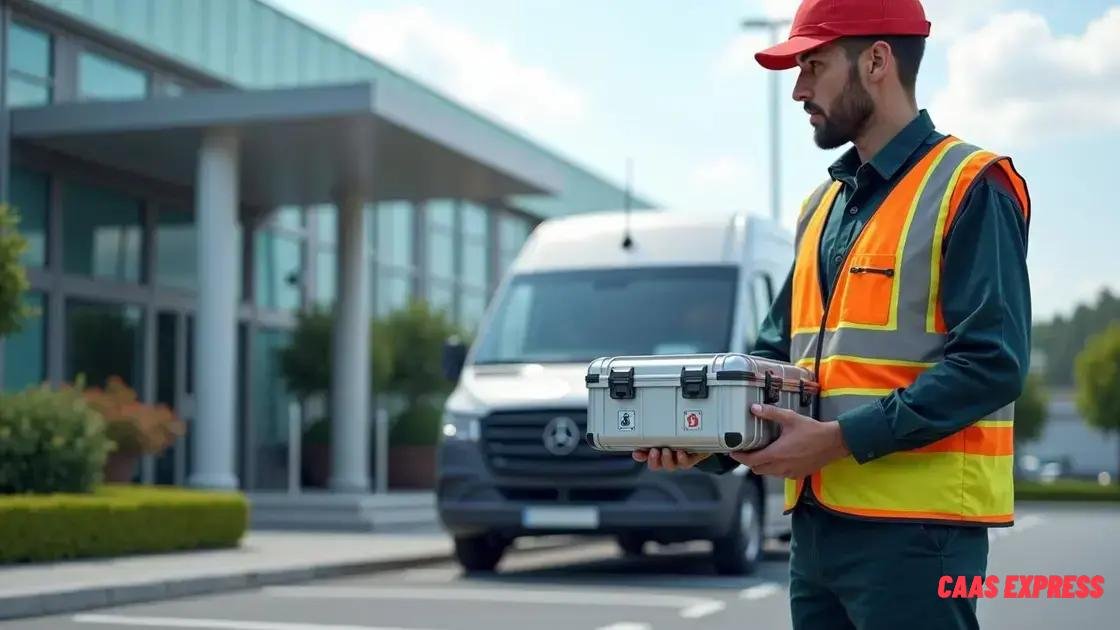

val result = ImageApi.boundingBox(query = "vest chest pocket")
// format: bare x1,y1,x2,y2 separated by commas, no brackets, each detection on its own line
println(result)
837,253,896,328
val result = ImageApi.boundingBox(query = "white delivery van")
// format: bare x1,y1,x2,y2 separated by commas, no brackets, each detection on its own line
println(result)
437,209,794,575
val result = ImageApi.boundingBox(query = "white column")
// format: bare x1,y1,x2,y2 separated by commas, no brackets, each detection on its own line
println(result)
330,193,371,492
189,127,240,490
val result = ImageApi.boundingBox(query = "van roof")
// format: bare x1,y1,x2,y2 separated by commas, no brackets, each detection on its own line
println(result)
512,209,787,272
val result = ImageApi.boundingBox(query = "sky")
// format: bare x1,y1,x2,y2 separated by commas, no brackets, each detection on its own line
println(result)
264,0,1120,323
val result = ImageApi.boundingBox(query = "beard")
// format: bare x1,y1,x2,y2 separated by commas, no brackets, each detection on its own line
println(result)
808,66,875,150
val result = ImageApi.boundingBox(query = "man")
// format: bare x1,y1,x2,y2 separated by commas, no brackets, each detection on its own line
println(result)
633,0,1031,628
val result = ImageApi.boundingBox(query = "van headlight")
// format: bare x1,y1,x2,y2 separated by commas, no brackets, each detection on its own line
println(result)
442,412,480,442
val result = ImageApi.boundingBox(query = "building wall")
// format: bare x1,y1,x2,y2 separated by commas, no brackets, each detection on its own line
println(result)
0,1,581,490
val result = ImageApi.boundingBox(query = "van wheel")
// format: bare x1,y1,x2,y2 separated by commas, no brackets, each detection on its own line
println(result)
616,534,646,556
453,535,506,573
711,479,763,576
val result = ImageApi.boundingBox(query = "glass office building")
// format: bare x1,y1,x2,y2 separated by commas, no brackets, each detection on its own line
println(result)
0,0,652,492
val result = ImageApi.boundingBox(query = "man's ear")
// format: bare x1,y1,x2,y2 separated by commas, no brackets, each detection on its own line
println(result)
865,40,892,86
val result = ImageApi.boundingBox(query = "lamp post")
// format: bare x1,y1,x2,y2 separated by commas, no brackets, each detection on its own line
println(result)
741,18,791,224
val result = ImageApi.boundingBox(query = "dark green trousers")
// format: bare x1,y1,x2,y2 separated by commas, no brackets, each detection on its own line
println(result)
790,501,990,630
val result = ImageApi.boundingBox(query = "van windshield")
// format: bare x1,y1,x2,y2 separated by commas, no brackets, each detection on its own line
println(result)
472,266,738,365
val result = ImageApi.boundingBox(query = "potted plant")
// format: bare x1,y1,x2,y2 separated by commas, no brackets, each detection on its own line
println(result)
81,376,185,482
374,301,464,489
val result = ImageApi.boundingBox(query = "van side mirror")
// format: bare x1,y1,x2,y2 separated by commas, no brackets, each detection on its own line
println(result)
442,336,468,382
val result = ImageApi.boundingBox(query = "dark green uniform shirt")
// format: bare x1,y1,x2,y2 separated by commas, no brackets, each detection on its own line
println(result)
700,110,1031,475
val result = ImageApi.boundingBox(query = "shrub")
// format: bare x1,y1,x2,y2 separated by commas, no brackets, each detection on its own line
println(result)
81,376,185,457
0,485,248,563
389,403,443,447
0,385,113,494
1016,479,1120,502
0,202,31,336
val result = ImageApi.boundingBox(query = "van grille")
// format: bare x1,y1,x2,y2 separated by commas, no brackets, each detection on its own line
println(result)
481,410,640,478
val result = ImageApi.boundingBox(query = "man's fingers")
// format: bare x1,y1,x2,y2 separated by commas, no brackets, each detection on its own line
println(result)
648,448,662,470
751,403,801,426
632,449,649,462
660,448,677,471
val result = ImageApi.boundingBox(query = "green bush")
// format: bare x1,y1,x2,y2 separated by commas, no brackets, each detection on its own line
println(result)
0,202,32,336
390,403,443,447
0,485,248,563
1016,479,1120,502
0,385,113,494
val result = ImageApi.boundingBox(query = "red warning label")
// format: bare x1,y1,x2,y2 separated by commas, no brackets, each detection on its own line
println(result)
684,410,702,431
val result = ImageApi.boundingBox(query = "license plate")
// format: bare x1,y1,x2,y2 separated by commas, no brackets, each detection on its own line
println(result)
522,506,600,529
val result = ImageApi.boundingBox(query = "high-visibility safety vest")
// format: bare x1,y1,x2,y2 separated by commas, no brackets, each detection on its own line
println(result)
787,135,1031,526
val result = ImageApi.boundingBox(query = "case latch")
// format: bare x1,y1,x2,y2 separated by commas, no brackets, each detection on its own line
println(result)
608,367,636,399
763,371,782,404
680,365,709,399
798,379,813,408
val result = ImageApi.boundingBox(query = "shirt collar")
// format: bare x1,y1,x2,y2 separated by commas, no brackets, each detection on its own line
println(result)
828,109,936,183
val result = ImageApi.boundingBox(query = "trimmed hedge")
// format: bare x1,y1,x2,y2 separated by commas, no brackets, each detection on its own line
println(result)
1016,479,1120,502
0,485,248,563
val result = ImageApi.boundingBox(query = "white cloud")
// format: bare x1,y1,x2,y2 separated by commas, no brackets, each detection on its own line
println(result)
685,155,773,217
714,32,770,76
931,7,1120,150
924,0,1008,40
344,6,587,133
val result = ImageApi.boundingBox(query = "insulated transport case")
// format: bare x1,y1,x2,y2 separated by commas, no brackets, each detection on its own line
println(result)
584,354,819,453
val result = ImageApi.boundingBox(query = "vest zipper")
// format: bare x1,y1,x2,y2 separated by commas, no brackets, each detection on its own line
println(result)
849,266,895,277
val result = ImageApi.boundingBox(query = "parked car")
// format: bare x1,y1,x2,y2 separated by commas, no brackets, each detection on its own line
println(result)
437,209,793,575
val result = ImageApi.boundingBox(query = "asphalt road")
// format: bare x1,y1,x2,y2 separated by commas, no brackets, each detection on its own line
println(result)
8,504,1118,630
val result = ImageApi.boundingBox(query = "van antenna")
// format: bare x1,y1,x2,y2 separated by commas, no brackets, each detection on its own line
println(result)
622,157,634,250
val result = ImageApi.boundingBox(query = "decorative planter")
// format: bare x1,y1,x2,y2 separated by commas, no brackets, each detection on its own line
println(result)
388,445,437,489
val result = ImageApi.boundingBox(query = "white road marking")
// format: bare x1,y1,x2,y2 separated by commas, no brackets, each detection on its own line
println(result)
989,514,1044,542
740,583,783,600
72,614,438,630
596,624,651,630
679,600,727,619
266,586,724,619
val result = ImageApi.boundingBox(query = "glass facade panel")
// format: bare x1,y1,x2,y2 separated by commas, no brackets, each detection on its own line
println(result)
203,0,231,75
462,239,487,290
63,182,143,282
250,328,295,490
254,230,302,311
376,202,413,267
316,249,336,307
7,22,52,107
10,167,49,268
274,205,303,231
78,51,148,101
65,299,144,390
427,200,456,230
462,202,487,238
313,205,336,244
427,282,454,316
427,229,454,280
460,291,487,333
2,292,45,391
156,208,196,291
376,271,410,317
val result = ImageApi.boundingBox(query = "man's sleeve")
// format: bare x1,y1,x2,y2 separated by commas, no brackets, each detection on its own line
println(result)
835,172,1031,463
696,265,795,474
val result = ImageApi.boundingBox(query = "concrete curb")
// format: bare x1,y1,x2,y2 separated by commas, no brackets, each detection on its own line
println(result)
0,549,453,621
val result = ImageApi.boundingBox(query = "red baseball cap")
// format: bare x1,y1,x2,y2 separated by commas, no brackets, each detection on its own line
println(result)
755,0,931,71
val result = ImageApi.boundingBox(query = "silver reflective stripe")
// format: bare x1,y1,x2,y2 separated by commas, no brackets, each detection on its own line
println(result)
819,393,881,418
982,403,1015,422
895,141,981,337
793,328,945,364
795,180,833,250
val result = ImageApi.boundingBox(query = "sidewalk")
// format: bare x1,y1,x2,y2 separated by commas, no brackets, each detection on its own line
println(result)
0,530,453,621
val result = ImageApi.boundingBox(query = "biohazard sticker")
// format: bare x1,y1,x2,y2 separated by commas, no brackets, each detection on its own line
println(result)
683,410,702,431
618,409,637,431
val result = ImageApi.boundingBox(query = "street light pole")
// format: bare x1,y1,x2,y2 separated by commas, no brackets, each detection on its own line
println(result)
741,18,791,224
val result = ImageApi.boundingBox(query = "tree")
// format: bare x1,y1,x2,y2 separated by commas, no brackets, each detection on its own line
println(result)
1014,372,1048,444
1074,322,1120,482
278,306,393,401
0,203,31,336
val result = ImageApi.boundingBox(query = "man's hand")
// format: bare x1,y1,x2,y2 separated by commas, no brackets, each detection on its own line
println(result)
632,448,711,471
729,403,850,478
